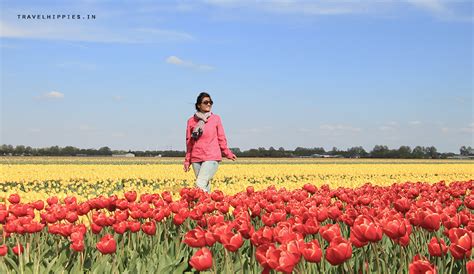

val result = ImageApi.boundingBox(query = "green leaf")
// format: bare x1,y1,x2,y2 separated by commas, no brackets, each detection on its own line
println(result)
3,256,20,273
173,259,189,274
44,256,58,274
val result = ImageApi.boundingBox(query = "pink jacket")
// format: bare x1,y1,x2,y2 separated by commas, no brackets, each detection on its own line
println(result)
184,113,234,164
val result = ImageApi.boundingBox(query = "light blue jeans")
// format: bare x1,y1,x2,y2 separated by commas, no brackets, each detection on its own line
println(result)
192,161,219,193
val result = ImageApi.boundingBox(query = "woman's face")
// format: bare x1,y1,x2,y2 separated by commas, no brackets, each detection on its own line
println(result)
198,97,213,112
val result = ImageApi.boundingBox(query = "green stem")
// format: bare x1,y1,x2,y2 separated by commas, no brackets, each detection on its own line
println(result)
372,242,381,274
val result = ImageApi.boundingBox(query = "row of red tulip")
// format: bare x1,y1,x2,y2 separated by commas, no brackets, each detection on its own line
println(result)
1,180,473,273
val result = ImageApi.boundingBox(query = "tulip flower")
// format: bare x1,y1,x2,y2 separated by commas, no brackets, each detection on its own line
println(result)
466,260,474,274
183,228,207,248
12,244,24,255
428,237,448,257
351,215,383,243
221,232,244,252
325,237,352,265
71,240,84,252
408,254,437,274
0,245,7,256
301,239,322,263
96,234,116,254
141,221,156,236
8,194,20,204
448,228,472,260
320,224,341,243
189,247,213,271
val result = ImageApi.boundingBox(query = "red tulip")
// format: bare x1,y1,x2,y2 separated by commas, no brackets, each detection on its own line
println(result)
256,243,276,271
250,226,274,246
419,211,441,232
189,247,213,271
221,232,243,252
8,194,20,204
409,254,437,274
70,231,84,242
0,245,7,256
65,212,78,223
91,223,102,234
64,196,77,205
382,217,407,240
124,191,137,202
274,225,299,244
394,197,411,213
32,200,44,210
325,237,352,266
173,213,187,226
96,234,116,254
320,224,341,243
428,237,448,257
301,239,322,263
12,244,24,255
467,260,474,274
328,206,342,220
303,217,319,235
113,222,128,234
448,228,472,260
141,221,156,236
274,246,301,273
128,221,141,233
183,228,207,248
0,210,8,223
351,215,383,243
350,232,368,248
47,196,59,205
303,184,317,194
71,240,84,252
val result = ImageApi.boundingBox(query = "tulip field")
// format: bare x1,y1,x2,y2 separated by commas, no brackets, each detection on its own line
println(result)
0,157,473,273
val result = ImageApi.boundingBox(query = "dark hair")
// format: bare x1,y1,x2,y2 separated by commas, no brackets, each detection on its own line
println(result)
195,92,212,111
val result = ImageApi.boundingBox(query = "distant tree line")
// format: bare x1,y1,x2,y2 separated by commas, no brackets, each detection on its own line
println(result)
1,144,473,159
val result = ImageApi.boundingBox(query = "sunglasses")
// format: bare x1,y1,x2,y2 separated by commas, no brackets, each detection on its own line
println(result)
201,100,213,105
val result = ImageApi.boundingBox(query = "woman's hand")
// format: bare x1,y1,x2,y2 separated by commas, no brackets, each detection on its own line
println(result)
183,162,191,172
229,154,237,161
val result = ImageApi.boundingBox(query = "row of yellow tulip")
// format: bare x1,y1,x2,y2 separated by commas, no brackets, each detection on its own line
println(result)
1,158,472,203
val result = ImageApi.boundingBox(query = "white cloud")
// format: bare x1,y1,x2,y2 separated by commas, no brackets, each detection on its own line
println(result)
441,123,474,134
460,123,474,133
204,0,373,15
46,91,64,98
111,132,126,137
113,95,123,101
35,91,64,99
0,20,194,44
165,56,215,71
166,56,186,66
379,126,395,131
406,0,446,13
387,121,399,126
320,124,362,132
406,0,473,21
409,121,422,126
203,0,472,21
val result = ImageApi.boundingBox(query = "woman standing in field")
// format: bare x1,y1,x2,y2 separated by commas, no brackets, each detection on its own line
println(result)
183,92,237,193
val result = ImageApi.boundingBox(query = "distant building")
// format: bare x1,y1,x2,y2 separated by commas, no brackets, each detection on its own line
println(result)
447,155,474,159
302,154,344,158
112,153,135,157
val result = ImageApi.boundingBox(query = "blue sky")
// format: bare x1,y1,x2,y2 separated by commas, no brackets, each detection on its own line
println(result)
1,0,472,153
